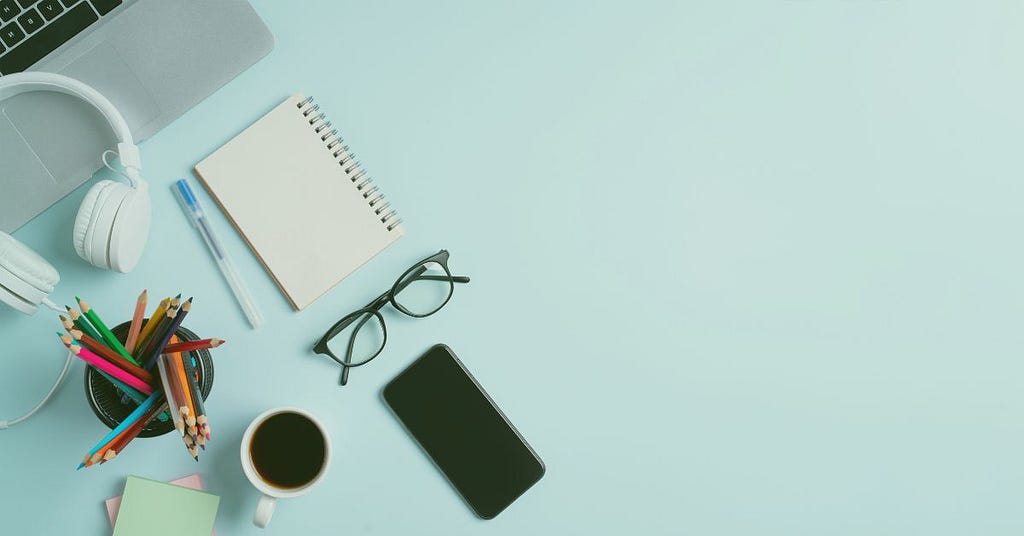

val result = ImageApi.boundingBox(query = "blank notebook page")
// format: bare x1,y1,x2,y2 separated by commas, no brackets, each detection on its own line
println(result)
195,94,404,310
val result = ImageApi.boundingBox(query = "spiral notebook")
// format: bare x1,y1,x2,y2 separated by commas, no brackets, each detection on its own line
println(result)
195,95,404,310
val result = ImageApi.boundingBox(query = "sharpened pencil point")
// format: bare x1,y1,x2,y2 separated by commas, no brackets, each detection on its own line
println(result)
76,463,84,470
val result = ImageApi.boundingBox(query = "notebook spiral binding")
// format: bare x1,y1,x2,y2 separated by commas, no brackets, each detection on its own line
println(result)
296,96,402,231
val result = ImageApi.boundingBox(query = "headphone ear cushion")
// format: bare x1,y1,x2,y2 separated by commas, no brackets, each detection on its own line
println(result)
107,187,151,273
0,231,59,299
73,181,112,262
75,180,124,268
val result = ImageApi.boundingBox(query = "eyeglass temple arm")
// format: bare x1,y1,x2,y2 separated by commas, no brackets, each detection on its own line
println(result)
340,312,377,386
391,273,470,297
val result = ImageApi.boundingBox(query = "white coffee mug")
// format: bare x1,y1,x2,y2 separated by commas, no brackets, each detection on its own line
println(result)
241,407,332,528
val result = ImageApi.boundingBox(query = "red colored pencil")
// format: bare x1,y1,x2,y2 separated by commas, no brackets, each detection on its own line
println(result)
162,338,225,354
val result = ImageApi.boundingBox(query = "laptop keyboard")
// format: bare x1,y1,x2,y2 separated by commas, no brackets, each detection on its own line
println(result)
0,0,121,75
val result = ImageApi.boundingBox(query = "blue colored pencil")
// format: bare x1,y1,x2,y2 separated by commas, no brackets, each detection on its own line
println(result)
77,390,163,469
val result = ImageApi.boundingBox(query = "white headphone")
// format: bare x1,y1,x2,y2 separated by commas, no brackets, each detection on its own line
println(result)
0,72,152,428
0,72,151,316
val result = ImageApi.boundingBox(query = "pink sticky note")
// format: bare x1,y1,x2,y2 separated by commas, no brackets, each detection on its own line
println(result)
105,473,216,535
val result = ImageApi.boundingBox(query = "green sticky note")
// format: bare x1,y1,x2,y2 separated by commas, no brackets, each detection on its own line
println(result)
112,476,220,536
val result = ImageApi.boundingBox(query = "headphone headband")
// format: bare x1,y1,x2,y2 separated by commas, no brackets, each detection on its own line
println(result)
0,72,142,175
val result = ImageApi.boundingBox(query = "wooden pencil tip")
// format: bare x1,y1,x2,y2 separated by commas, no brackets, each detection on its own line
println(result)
64,305,71,311
76,463,85,470
174,293,182,299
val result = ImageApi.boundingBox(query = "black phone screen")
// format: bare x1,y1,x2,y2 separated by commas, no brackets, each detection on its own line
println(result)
383,344,545,519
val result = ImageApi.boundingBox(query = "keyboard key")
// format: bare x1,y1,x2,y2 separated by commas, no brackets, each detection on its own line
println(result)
0,3,96,73
0,0,19,23
16,0,35,9
88,0,118,16
0,21,24,47
37,0,62,20
17,7,43,32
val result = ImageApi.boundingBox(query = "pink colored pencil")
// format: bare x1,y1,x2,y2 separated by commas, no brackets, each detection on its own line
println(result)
63,340,154,395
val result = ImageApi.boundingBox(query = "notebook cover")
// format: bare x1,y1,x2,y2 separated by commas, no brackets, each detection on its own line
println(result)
194,94,404,310
111,476,219,536
105,474,214,535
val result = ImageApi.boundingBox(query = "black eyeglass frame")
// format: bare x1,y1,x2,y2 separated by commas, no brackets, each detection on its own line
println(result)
313,250,470,384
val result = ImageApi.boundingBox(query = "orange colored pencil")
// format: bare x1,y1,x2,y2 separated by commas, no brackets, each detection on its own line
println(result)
68,330,154,385
163,337,194,432
124,290,148,354
171,342,197,429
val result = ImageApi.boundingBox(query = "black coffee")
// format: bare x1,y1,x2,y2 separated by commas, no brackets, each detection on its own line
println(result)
250,412,326,489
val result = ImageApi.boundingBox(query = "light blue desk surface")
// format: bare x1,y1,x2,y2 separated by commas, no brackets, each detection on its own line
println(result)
2,1,1022,534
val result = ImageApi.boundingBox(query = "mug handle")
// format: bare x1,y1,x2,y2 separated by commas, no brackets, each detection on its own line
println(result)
254,494,277,528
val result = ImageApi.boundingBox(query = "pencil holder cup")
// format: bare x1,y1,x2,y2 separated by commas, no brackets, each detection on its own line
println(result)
85,321,214,438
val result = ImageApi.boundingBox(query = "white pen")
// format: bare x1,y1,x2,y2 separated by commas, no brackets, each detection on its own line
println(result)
173,178,263,329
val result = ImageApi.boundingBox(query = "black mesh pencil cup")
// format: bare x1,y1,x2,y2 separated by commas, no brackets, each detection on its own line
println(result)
85,320,214,437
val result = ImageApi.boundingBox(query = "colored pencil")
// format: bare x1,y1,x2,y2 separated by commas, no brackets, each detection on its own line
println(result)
181,350,210,440
59,315,78,334
143,298,191,370
65,308,102,343
77,297,138,365
134,297,170,355
57,332,149,404
163,349,192,433
68,330,154,385
77,390,162,469
171,340,198,428
64,341,153,395
136,305,177,368
162,351,198,459
96,401,167,466
124,290,148,354
156,351,186,437
163,338,225,354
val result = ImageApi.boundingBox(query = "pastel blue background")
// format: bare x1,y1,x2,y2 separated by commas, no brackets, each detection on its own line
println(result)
2,1,1022,534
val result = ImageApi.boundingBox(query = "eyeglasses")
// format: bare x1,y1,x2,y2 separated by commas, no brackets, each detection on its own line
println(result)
313,250,470,386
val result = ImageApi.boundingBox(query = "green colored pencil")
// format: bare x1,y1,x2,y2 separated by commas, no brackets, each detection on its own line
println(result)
65,307,102,343
76,297,139,366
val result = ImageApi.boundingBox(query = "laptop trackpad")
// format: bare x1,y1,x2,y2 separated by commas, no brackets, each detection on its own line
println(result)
58,42,159,133
0,115,63,232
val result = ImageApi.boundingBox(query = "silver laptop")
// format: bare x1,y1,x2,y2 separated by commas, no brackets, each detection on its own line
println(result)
0,0,273,232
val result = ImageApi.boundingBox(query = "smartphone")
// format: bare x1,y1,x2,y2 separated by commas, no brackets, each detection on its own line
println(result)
383,344,545,519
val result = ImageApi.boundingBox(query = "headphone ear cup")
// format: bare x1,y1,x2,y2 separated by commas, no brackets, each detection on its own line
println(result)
0,231,59,315
74,180,116,266
107,186,151,273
